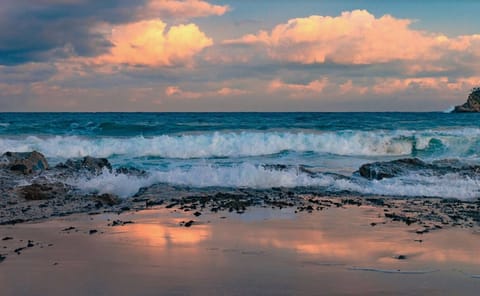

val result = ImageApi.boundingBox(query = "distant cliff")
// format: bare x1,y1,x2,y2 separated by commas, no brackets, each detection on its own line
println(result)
453,88,480,112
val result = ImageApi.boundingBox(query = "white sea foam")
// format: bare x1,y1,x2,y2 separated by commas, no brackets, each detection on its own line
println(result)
69,165,480,199
443,106,455,113
339,173,480,199
69,164,333,198
1,129,478,159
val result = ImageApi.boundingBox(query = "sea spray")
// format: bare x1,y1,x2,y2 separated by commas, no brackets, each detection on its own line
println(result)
1,129,479,160
67,164,480,199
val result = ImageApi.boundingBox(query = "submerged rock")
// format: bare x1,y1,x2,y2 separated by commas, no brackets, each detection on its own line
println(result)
358,157,480,180
358,158,428,180
0,151,48,174
453,88,480,112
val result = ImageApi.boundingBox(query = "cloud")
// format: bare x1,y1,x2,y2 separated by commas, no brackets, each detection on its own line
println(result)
94,20,213,67
165,85,202,99
269,78,329,98
165,85,249,99
0,0,143,65
139,0,229,19
371,76,480,95
224,10,480,66
0,0,226,65
217,87,249,96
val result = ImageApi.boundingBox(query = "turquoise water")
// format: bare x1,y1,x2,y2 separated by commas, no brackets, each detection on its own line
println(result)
1,112,479,198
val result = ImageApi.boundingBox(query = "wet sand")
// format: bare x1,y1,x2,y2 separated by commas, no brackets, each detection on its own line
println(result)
1,205,479,295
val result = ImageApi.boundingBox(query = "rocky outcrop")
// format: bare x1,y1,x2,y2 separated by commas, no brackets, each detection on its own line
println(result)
453,88,480,112
56,156,112,174
358,158,480,180
358,158,427,180
0,151,48,174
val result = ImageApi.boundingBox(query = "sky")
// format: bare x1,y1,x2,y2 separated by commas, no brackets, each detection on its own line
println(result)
1,0,480,112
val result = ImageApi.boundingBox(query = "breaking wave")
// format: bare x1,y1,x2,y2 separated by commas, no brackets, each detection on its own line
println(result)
69,164,480,199
1,129,480,159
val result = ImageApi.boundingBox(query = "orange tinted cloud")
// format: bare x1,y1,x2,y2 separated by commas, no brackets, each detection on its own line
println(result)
139,0,230,19
269,78,329,98
165,85,249,99
97,20,213,67
224,10,479,65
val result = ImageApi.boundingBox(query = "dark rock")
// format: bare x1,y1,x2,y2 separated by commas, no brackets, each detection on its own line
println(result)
14,247,26,254
19,183,67,200
115,167,147,176
2,237,13,241
0,254,5,262
358,158,427,180
58,156,111,174
109,220,134,226
146,199,164,207
396,255,407,260
193,211,202,217
453,88,480,112
184,220,194,227
94,193,120,206
89,229,98,235
385,212,418,225
0,151,48,174
165,202,178,209
62,227,76,232
359,158,480,180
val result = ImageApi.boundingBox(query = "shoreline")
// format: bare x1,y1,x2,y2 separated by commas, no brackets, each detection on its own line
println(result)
1,204,479,295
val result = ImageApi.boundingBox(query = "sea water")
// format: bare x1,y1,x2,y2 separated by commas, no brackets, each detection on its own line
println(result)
0,112,479,199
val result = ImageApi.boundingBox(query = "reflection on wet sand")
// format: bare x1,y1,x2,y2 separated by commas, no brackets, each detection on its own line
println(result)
1,206,479,296
123,207,480,268
125,220,211,248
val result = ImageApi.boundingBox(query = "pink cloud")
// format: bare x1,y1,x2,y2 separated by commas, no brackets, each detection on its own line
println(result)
139,0,230,19
224,10,480,65
165,85,249,99
96,20,213,67
269,78,329,98
216,87,249,96
165,86,202,99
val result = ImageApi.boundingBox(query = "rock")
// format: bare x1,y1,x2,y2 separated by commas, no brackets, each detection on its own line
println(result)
57,156,111,174
359,158,480,180
0,254,5,262
93,193,120,206
18,182,67,200
109,220,134,226
453,88,480,112
0,151,48,174
89,229,98,235
184,220,194,227
115,167,147,176
358,158,427,180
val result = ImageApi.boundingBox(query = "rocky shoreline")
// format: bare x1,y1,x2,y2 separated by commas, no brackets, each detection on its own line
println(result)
0,151,479,232
452,87,480,112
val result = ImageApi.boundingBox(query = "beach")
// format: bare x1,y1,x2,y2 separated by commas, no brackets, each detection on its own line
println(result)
3,0,480,294
1,112,480,295
1,204,480,295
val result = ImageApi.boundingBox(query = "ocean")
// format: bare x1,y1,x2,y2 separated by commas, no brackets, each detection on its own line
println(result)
0,112,479,199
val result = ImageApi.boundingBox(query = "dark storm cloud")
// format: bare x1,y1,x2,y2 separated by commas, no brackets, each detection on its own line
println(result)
0,0,148,65
0,63,57,83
